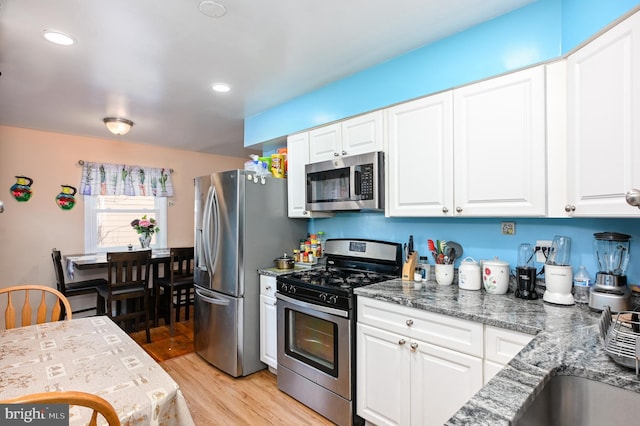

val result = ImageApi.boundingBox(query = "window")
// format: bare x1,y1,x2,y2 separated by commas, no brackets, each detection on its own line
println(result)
84,195,167,253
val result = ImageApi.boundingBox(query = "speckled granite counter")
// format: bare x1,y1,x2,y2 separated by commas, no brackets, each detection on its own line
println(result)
258,265,319,276
354,279,640,425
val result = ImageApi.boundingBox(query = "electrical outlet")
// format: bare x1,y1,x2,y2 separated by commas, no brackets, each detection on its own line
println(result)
535,240,552,263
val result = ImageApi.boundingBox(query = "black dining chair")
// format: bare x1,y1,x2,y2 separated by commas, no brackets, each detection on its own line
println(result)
51,249,108,318
154,247,195,336
97,250,152,343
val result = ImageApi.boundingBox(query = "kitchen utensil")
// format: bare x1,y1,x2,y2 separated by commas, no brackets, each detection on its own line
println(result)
481,258,510,294
458,257,481,290
545,235,571,266
543,264,574,305
274,253,295,269
445,241,463,261
516,243,538,300
590,232,632,312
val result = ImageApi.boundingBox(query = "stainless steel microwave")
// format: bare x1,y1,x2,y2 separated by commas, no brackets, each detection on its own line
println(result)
305,151,384,212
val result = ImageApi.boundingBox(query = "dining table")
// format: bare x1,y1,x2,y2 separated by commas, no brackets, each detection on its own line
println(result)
65,249,171,273
0,316,195,425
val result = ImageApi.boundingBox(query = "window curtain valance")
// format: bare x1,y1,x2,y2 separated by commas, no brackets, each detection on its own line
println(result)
79,162,174,197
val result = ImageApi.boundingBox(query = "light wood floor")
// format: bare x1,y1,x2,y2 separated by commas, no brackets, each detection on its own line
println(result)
130,308,335,425
162,353,335,426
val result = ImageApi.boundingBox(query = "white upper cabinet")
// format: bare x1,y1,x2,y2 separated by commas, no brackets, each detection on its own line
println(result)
387,65,546,217
565,11,640,216
309,110,384,163
452,65,547,217
386,92,454,217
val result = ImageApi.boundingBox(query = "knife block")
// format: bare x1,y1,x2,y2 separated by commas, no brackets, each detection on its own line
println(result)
402,251,418,281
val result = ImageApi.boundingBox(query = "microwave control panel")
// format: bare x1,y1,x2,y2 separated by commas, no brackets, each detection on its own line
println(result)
360,164,374,200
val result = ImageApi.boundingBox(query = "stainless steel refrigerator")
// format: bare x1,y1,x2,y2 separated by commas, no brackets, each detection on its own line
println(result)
194,169,306,377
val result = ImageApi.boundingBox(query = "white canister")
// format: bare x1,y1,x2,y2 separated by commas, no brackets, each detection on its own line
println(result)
481,258,510,294
458,257,481,290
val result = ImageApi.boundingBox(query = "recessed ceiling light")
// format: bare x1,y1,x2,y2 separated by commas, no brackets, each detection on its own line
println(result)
199,1,226,18
42,29,75,46
212,83,231,93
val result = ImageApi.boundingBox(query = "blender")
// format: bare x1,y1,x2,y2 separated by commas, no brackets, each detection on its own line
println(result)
515,243,538,300
543,236,574,305
589,232,631,312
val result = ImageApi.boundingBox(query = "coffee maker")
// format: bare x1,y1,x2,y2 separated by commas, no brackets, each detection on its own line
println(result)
542,236,575,305
515,243,538,300
589,232,631,312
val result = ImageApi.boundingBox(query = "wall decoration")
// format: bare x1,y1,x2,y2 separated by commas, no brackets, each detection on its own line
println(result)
56,185,77,210
10,175,33,202
79,161,174,197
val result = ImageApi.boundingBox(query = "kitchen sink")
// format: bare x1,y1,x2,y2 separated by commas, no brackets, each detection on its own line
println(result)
513,375,640,425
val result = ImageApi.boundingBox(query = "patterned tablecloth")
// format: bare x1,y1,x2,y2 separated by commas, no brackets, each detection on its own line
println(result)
0,316,195,425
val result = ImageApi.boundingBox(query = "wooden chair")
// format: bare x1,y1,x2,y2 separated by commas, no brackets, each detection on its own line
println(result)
51,249,108,317
154,247,194,336
0,285,72,330
97,251,151,343
1,391,120,426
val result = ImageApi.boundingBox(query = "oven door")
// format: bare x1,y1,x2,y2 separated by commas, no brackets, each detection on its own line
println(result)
276,292,352,399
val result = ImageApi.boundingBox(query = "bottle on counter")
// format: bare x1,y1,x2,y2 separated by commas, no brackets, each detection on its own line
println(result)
573,265,592,304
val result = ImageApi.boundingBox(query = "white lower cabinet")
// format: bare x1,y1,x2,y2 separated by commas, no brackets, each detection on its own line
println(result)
483,325,533,385
259,275,277,371
357,297,483,426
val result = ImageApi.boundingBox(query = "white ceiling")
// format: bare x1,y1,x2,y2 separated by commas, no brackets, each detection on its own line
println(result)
0,0,534,158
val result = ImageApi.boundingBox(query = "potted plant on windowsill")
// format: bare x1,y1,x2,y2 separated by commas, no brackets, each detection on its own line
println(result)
131,215,159,248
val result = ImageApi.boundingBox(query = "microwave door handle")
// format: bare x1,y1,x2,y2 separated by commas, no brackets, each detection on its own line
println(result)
351,165,362,200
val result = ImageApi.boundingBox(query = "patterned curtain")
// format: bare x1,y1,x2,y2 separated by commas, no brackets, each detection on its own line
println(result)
79,162,174,197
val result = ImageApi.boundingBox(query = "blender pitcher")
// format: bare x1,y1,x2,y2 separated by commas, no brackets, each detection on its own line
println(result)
593,232,631,288
516,243,537,300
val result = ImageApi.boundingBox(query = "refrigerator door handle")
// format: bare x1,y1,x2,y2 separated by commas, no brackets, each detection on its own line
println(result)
209,185,221,275
196,287,231,306
202,185,216,276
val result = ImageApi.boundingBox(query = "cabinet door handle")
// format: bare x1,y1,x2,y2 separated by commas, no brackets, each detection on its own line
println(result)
406,319,413,326
303,210,308,215
410,342,419,351
456,206,463,213
398,339,406,345
265,286,271,290
342,150,347,156
564,204,576,212
334,152,340,157
442,207,449,213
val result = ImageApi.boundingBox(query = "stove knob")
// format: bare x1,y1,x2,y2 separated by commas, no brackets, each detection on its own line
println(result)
329,295,338,305
281,284,288,293
319,293,327,302
290,286,296,294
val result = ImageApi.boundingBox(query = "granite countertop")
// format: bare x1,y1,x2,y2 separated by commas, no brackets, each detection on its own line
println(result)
354,279,640,425
258,264,321,276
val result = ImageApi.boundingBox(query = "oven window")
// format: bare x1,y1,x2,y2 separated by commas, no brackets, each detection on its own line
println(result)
285,308,338,377
307,168,350,202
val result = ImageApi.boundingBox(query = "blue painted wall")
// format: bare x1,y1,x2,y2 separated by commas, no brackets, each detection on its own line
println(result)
307,214,640,286
252,0,640,286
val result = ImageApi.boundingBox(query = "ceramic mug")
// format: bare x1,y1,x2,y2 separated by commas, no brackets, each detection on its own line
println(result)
435,263,454,286
482,258,510,294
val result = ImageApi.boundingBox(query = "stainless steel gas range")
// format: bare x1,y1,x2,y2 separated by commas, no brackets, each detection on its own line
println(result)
276,238,402,426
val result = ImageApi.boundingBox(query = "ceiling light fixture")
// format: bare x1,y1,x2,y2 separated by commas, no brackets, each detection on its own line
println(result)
42,29,75,46
199,1,227,18
103,117,134,135
212,83,231,93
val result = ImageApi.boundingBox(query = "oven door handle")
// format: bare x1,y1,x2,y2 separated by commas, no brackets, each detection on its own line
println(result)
276,293,349,318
